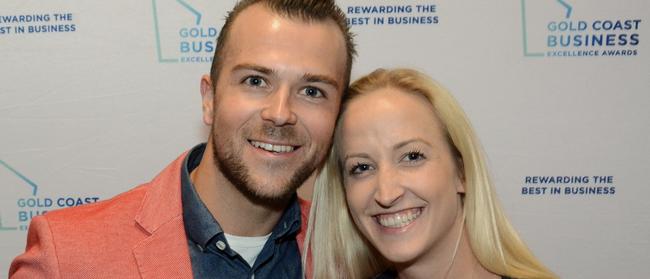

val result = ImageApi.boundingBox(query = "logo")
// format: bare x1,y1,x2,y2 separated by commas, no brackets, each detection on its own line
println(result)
0,12,77,36
1,160,100,231
344,2,440,27
520,0,642,57
521,175,616,196
151,0,221,63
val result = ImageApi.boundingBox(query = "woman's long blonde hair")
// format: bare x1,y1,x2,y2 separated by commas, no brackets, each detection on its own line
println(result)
304,68,557,279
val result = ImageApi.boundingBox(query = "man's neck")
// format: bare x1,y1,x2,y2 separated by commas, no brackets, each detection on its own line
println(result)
190,143,289,237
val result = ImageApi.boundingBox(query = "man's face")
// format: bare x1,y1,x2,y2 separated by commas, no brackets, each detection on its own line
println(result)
201,4,347,204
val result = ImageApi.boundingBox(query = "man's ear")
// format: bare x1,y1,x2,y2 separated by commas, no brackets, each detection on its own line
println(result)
200,74,215,125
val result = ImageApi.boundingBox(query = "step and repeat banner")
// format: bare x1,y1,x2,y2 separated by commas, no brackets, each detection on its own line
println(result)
1,0,648,277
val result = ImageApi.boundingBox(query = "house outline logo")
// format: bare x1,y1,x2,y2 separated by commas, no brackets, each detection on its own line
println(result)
0,160,37,231
520,0,642,58
1,159,102,232
520,0,573,57
151,0,219,63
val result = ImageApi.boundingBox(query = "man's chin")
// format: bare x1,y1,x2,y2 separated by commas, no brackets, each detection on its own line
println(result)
235,182,298,209
212,138,318,208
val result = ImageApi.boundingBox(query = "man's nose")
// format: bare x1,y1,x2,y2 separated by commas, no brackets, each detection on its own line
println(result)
260,87,297,126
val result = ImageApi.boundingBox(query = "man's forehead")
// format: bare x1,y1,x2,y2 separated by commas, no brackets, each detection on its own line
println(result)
230,3,341,38
221,3,347,83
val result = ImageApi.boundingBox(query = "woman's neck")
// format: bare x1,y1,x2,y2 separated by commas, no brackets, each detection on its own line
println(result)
395,216,499,279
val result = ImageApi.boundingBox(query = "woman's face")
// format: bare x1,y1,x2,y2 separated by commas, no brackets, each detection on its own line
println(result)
340,87,465,264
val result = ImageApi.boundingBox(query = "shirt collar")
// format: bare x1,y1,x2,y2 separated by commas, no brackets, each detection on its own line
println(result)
181,143,302,247
181,143,221,247
270,193,302,241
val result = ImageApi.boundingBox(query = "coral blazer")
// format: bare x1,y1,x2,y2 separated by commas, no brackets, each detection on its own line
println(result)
9,152,311,278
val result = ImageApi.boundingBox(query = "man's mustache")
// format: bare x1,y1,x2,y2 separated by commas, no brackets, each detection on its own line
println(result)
261,123,298,139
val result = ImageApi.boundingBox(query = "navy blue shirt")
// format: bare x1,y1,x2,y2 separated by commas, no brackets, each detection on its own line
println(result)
181,144,303,279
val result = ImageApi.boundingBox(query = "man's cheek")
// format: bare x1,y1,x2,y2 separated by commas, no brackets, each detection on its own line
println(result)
307,114,337,139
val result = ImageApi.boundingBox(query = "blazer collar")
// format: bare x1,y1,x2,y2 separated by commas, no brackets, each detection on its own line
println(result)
133,151,193,278
135,151,188,233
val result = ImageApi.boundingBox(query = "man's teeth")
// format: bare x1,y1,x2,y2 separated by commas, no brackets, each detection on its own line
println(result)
376,208,421,229
250,141,295,153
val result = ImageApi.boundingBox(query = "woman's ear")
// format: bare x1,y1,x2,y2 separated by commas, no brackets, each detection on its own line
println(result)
455,156,465,194
456,177,466,194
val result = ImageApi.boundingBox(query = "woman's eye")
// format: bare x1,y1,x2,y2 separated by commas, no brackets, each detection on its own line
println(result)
243,76,267,87
403,151,425,162
349,163,372,175
300,86,324,98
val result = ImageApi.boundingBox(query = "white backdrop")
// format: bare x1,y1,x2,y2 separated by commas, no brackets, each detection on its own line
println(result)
1,0,648,278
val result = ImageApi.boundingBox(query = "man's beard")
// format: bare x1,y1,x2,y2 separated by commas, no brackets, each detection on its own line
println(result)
211,125,321,208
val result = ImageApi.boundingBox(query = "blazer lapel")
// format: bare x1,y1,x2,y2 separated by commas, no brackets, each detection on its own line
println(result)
132,215,193,278
132,152,193,278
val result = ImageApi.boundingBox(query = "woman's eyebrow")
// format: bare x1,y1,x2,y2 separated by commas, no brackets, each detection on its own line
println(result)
393,138,432,150
343,152,371,163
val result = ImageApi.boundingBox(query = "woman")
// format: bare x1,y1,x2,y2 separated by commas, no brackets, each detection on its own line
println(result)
305,69,556,279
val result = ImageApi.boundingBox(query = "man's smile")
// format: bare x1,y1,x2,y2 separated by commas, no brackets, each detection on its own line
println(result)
249,140,299,154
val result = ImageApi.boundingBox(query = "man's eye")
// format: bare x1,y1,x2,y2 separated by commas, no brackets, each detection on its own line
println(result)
243,76,267,87
403,151,425,162
300,86,324,98
349,163,373,175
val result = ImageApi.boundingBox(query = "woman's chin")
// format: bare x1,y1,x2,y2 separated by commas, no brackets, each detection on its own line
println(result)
372,239,424,265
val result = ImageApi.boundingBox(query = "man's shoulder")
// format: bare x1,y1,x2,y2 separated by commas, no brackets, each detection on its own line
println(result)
10,182,158,278
43,150,190,231
31,182,155,263
297,197,311,219
43,183,149,229
12,152,190,277
296,196,311,247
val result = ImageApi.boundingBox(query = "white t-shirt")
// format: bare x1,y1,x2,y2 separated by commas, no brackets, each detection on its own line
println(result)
224,232,272,267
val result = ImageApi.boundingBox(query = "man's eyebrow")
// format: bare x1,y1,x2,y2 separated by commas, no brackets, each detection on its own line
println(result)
231,63,275,75
302,73,340,90
230,64,338,90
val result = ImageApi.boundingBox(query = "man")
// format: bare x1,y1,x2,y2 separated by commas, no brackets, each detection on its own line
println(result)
9,0,355,278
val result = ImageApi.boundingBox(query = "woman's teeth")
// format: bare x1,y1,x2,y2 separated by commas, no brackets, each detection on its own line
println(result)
376,208,422,228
